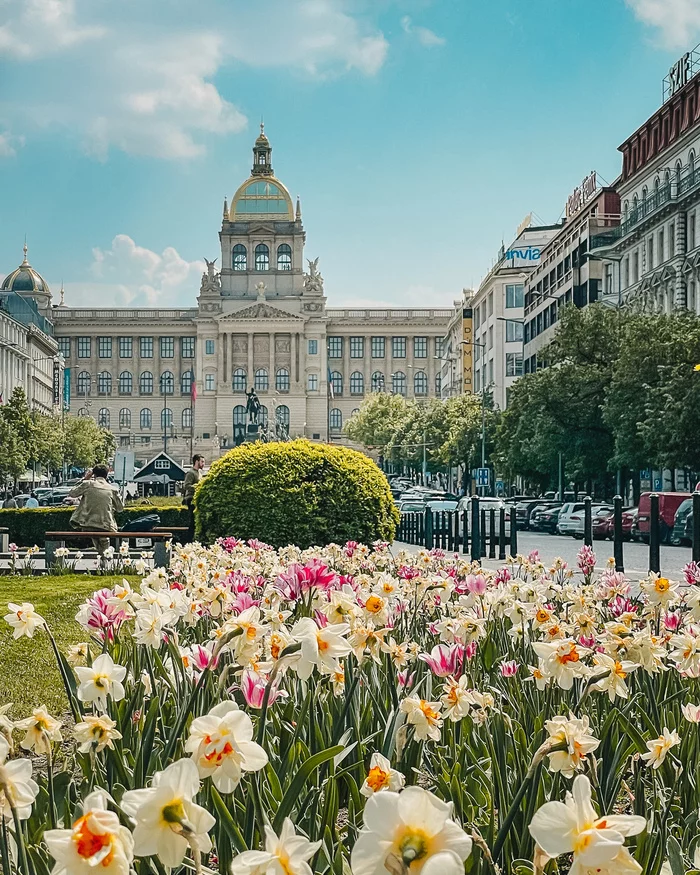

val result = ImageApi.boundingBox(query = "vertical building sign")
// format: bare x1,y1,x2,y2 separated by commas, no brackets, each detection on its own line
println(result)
53,360,61,406
462,308,473,394
63,367,71,410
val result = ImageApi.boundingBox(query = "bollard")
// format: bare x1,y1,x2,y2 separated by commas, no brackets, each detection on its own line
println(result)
649,493,661,575
489,508,496,559
447,511,454,551
424,508,434,550
694,492,700,564
462,510,469,554
498,507,507,560
584,496,592,547
453,510,460,552
510,507,518,556
418,512,424,546
471,496,480,563
480,508,487,558
613,495,624,573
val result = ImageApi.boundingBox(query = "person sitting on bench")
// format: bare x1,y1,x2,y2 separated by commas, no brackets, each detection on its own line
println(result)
69,465,123,556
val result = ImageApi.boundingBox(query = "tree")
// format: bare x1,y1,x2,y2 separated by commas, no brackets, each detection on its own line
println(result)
64,416,113,468
30,413,65,476
0,417,29,487
345,393,414,453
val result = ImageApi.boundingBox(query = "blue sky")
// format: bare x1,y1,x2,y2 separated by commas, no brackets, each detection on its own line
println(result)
1,0,699,309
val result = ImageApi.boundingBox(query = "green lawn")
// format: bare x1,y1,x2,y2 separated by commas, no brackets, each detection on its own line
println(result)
0,575,140,718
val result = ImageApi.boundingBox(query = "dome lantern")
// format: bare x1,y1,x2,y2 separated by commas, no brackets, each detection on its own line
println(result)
251,122,273,177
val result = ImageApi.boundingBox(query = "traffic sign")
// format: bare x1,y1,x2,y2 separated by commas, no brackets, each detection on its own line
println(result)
475,467,490,487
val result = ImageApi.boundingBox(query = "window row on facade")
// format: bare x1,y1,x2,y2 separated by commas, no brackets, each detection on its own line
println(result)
231,404,290,429
75,370,195,396
232,243,292,272
58,336,196,360
326,336,438,359
78,407,194,430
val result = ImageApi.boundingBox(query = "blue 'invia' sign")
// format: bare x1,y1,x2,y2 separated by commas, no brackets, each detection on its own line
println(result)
504,246,541,261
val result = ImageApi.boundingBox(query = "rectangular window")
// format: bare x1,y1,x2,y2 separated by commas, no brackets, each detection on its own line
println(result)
648,237,654,270
160,337,174,358
505,353,524,377
140,436,151,445
307,374,318,391
488,359,494,385
155,459,170,470
327,337,343,358
78,337,91,358
624,258,630,288
57,337,71,359
205,374,215,391
118,337,132,358
669,222,675,256
474,307,480,329
350,337,364,358
392,336,406,358
308,339,318,355
690,212,697,250
632,252,639,283
140,337,153,358
98,337,112,358
505,283,524,308
488,327,493,350
435,337,444,358
659,229,664,263
487,292,493,317
205,339,215,355
181,337,195,358
371,337,385,358
413,336,428,358
605,264,614,296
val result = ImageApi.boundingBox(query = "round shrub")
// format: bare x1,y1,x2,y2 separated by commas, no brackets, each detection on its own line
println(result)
194,439,399,548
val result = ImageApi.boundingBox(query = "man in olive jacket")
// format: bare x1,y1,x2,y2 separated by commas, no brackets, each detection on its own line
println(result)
69,465,123,556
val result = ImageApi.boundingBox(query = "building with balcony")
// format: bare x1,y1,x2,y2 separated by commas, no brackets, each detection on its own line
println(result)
3,129,451,463
523,183,620,369
589,49,700,313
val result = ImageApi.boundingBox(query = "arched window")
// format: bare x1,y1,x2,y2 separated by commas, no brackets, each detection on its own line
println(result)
140,408,152,429
277,243,292,271
161,408,173,430
119,408,131,429
232,368,247,392
330,371,343,396
690,151,696,181
275,368,290,392
233,406,246,426
98,408,110,428
392,371,406,396
654,176,660,193
180,370,193,395
664,168,671,188
77,371,91,396
414,371,428,395
78,407,89,417
182,408,192,429
350,371,364,394
255,243,269,271
118,371,132,395
259,405,268,427
232,244,247,271
329,409,342,432
98,371,112,395
140,371,153,395
255,368,269,391
160,371,174,395
676,161,683,188
623,200,629,219
641,186,647,203
632,194,638,216
371,371,385,391
276,404,290,429
351,408,360,416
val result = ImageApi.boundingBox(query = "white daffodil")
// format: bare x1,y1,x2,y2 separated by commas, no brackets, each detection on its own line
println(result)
44,790,134,875
641,575,679,608
351,786,472,875
290,617,353,680
668,629,700,677
0,736,39,821
592,653,637,702
185,701,268,793
4,602,45,638
66,644,90,667
360,753,405,797
74,654,127,710
529,774,645,875
640,727,681,770
15,706,62,755
682,702,700,723
440,676,474,722
544,714,600,778
121,758,216,868
73,715,122,753
400,696,444,742
230,818,321,875
532,639,589,690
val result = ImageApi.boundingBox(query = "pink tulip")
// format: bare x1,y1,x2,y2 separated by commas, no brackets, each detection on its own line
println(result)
684,561,700,586
344,541,359,557
397,670,415,689
240,669,286,708
664,611,681,631
577,545,596,575
528,550,540,564
466,574,488,595
494,567,511,585
500,660,519,677
464,640,478,660
419,643,463,677
191,644,219,672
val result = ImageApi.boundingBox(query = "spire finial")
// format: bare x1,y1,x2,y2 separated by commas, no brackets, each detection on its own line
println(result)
22,237,28,264
59,281,65,307
296,195,302,221
223,196,229,220
260,118,264,135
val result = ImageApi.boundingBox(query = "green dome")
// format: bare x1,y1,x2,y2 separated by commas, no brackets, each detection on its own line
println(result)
1,245,50,296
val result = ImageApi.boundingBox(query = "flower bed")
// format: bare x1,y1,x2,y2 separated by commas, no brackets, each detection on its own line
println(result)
2,542,700,875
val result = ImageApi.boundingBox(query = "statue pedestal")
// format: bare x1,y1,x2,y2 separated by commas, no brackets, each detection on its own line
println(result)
245,423,260,442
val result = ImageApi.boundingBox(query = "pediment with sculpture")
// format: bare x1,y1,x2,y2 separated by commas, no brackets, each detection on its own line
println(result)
218,302,304,322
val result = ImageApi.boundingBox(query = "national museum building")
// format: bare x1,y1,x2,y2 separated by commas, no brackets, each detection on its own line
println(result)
1,129,451,462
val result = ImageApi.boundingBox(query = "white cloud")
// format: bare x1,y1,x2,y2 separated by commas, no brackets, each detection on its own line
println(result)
64,234,205,307
401,15,446,48
0,0,389,159
0,132,23,157
626,0,700,49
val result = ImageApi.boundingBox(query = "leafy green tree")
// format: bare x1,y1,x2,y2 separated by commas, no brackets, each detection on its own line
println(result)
345,393,414,453
30,413,65,476
0,417,29,486
64,416,113,468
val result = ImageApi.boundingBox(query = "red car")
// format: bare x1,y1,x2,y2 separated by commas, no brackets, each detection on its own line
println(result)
594,507,637,540
638,492,690,544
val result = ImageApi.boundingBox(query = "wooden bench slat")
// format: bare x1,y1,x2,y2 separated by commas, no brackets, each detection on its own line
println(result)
45,531,172,539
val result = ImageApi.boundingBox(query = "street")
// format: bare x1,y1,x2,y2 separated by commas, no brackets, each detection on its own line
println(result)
396,530,693,580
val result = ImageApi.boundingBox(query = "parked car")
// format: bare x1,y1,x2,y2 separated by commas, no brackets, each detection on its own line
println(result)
529,501,563,531
556,502,587,536
457,496,510,538
515,499,546,531
426,500,458,512
591,509,615,540
684,509,694,544
533,506,563,534
39,487,74,506
398,500,426,513
638,492,691,544
671,498,694,546
566,505,614,539
596,507,637,541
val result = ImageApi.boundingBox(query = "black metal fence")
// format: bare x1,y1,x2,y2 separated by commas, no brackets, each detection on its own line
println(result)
397,492,700,575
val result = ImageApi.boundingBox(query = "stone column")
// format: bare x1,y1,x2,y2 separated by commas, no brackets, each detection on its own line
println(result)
363,334,371,395
218,331,225,385
292,333,298,384
269,332,275,389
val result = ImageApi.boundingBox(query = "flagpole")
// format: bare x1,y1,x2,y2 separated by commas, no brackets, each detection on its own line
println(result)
190,368,196,459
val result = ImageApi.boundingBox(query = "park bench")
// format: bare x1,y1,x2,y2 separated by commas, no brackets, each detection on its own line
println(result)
154,526,189,544
0,528,8,553
44,531,173,569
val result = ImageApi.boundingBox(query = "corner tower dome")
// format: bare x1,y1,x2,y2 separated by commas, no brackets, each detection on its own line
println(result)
2,243,50,295
229,125,294,221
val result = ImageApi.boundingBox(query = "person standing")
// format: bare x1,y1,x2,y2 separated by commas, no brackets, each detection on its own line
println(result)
69,465,123,556
3,492,17,509
25,492,39,508
183,454,205,544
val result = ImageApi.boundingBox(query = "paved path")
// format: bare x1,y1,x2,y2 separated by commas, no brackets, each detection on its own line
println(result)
393,530,693,580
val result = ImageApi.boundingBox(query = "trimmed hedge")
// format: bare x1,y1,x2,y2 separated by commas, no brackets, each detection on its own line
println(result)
0,506,188,548
195,439,399,549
